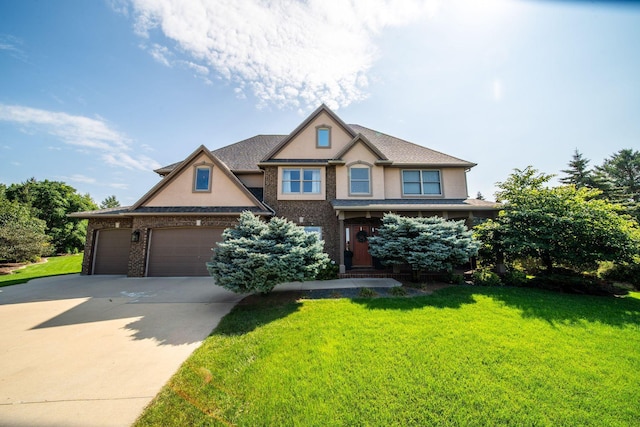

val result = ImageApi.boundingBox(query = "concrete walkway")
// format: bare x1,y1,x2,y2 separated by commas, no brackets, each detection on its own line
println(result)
0,274,398,427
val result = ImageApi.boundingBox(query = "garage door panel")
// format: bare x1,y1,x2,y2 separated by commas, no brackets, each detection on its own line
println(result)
147,228,223,277
93,229,131,275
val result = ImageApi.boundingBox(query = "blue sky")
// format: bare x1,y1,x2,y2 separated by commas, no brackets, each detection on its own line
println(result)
1,0,639,205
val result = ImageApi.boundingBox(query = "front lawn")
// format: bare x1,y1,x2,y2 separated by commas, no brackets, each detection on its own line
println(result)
0,254,83,287
135,286,640,426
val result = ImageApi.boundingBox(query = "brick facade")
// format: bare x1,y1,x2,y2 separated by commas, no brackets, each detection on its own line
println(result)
263,165,340,263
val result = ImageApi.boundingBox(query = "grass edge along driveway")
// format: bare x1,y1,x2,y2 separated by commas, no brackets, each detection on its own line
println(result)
135,286,640,427
0,254,83,287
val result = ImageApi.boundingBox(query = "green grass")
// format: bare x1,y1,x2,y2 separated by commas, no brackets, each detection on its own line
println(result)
0,254,83,287
135,286,640,426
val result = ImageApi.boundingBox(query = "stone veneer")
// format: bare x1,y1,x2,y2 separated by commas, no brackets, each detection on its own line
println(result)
83,215,240,277
263,165,340,263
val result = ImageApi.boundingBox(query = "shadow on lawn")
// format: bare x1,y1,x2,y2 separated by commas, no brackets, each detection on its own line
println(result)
476,286,640,329
352,285,478,311
211,291,303,336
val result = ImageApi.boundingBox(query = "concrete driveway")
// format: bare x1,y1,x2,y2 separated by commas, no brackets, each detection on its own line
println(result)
0,274,244,427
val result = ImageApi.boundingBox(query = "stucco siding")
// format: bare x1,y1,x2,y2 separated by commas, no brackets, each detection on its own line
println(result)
145,153,257,207
273,111,353,159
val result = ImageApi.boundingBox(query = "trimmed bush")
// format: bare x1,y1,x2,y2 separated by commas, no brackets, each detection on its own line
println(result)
473,269,502,286
502,270,528,287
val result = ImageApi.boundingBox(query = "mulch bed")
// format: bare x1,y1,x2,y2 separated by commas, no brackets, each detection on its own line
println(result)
238,283,455,306
0,263,26,275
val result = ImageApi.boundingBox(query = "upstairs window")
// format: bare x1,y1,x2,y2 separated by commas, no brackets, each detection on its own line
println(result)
349,166,371,195
194,165,212,192
402,170,441,196
316,126,331,148
282,168,321,194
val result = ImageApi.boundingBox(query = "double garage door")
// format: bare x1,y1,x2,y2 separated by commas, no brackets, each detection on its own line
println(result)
93,227,223,276
147,228,223,277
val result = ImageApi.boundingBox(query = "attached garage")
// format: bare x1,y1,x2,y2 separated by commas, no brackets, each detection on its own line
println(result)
146,227,224,276
92,228,132,275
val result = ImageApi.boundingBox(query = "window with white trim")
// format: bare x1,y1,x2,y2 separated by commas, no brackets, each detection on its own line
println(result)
194,165,212,192
282,168,321,194
402,170,441,195
349,166,371,195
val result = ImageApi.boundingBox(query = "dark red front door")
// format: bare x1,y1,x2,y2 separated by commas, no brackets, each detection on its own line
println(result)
350,225,372,267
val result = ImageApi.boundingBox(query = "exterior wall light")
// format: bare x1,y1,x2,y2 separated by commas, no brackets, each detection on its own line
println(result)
131,230,141,243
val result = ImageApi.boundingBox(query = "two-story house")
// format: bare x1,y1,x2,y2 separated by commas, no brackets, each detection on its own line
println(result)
72,105,498,277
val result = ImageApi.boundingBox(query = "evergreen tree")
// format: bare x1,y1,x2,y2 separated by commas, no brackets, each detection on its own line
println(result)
100,195,121,209
368,213,479,280
596,149,640,221
560,149,595,188
476,191,485,200
207,212,329,294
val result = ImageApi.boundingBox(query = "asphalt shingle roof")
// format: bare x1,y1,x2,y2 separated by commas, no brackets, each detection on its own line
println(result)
348,125,475,167
155,124,475,174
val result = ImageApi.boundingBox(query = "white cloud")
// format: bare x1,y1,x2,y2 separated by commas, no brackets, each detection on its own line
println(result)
126,0,439,110
0,104,161,171
109,183,129,190
61,174,97,184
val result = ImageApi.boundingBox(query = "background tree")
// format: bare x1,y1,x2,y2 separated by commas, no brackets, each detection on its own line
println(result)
476,167,640,273
5,179,98,253
475,191,485,200
207,212,329,294
100,195,121,209
560,149,596,188
0,199,51,262
368,213,479,281
596,149,640,221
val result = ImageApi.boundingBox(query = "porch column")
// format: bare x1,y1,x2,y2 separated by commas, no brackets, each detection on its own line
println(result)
338,213,346,273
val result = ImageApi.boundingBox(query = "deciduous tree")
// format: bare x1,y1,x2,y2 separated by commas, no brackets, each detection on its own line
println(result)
476,167,640,273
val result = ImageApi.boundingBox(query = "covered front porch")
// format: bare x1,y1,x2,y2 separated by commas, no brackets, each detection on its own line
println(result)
332,198,500,275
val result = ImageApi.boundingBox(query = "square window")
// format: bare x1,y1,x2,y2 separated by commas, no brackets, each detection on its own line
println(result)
317,128,330,148
282,168,321,194
194,166,211,191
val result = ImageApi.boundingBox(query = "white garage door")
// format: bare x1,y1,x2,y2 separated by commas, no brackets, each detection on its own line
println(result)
93,228,131,275
147,228,224,277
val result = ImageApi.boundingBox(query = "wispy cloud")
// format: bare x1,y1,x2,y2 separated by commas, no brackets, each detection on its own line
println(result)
0,34,27,61
60,174,97,184
0,104,161,171
125,0,439,110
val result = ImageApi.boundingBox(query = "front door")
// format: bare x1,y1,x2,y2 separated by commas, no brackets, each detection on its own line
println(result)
349,225,372,267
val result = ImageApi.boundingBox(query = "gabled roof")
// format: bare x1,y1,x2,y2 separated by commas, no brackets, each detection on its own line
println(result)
260,104,357,162
349,125,476,167
153,108,476,175
132,145,272,214
332,133,389,162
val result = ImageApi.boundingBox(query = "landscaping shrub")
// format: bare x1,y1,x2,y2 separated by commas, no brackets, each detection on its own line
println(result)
358,288,377,298
598,260,640,288
389,286,408,296
208,212,329,294
502,269,528,287
315,260,339,280
472,269,502,286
